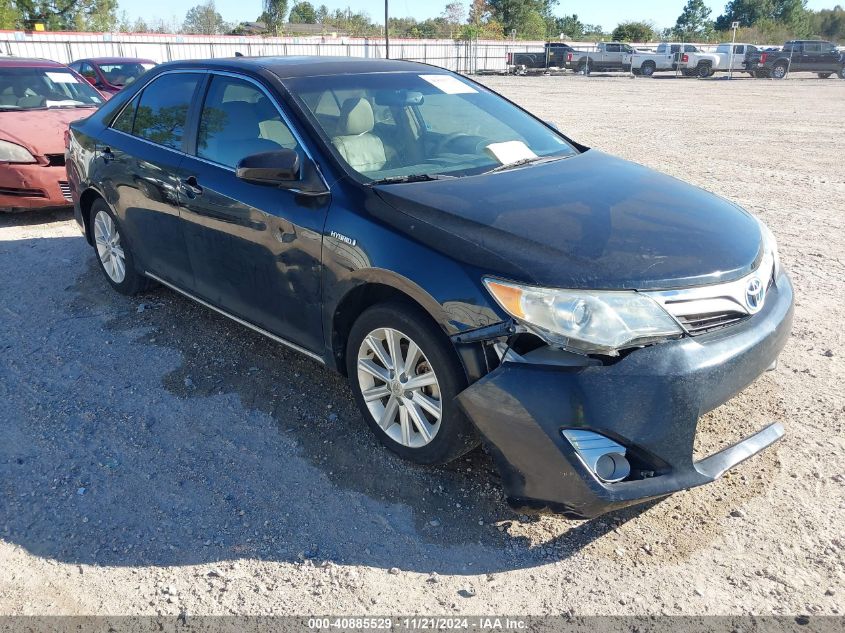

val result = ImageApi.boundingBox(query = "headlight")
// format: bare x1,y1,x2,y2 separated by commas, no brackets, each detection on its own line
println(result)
757,218,780,280
0,140,37,164
484,278,683,356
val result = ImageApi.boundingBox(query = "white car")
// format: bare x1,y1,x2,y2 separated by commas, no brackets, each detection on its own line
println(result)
680,43,762,77
626,43,701,76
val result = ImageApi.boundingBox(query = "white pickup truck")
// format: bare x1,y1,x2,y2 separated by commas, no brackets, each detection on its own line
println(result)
679,43,761,77
626,43,700,76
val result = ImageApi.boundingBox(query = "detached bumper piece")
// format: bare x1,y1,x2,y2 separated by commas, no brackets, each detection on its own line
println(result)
457,273,794,519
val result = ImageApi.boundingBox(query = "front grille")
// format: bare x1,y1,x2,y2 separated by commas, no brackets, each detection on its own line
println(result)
59,181,72,202
0,186,46,198
678,311,750,336
46,153,66,167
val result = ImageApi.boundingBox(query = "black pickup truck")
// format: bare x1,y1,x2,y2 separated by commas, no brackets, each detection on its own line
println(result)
745,40,845,79
507,42,574,73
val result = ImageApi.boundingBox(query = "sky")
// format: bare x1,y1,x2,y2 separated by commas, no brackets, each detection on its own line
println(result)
129,0,837,31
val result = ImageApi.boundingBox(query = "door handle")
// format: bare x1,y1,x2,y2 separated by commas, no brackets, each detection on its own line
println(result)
180,176,203,198
100,147,115,163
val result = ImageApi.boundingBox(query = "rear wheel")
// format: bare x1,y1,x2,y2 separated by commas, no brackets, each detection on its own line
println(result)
641,62,656,77
90,199,150,295
346,302,479,465
697,63,713,78
818,72,832,79
577,60,590,75
838,67,845,79
771,63,788,79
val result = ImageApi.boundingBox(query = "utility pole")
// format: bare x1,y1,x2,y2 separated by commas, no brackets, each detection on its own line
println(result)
729,21,739,79
384,0,390,59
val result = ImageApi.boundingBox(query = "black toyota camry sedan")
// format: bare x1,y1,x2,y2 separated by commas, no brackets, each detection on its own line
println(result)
66,56,793,518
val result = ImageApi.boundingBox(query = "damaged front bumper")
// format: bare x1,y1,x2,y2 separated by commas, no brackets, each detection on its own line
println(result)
457,272,794,519
0,163,73,211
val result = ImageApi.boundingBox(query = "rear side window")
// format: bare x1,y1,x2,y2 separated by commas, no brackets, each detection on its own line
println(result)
112,97,137,133
131,73,201,150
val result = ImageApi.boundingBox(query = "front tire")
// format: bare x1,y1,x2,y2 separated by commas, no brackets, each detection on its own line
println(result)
90,198,150,295
838,67,845,79
346,302,479,465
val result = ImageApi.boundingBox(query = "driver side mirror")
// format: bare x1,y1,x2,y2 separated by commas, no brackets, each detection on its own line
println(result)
236,149,327,195
237,149,300,184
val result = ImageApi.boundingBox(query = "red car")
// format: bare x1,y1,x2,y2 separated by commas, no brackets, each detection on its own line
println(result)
0,57,104,212
68,57,156,98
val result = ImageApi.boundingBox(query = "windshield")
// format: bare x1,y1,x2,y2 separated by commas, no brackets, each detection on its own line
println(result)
0,67,103,110
98,62,156,86
287,72,577,182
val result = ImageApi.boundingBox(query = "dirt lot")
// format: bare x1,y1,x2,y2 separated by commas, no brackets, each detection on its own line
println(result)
1,74,843,617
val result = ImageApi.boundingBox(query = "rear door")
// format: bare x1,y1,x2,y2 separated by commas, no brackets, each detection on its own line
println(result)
603,43,620,69
800,42,821,70
93,71,203,288
177,72,329,352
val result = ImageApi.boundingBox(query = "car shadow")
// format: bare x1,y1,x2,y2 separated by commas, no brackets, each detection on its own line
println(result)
3,228,760,575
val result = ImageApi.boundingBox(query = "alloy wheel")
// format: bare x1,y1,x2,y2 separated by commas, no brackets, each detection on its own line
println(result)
356,327,442,448
94,210,126,283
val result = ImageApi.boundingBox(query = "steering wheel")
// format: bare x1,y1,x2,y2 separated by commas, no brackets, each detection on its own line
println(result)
435,132,473,154
435,132,489,155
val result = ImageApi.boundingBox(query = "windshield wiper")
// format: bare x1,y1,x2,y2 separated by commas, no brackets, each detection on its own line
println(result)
368,173,457,185
483,155,568,175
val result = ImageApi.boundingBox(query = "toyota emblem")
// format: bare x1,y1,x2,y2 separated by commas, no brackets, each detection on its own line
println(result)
745,277,765,313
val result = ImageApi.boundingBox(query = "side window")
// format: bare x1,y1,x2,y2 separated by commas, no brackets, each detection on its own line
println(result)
803,42,820,53
605,44,620,53
133,73,201,150
622,45,633,53
372,102,396,128
78,63,97,81
197,74,299,169
684,45,698,52
656,44,666,53
112,97,138,134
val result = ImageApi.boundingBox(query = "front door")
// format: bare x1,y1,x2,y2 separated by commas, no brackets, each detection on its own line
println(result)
178,73,329,353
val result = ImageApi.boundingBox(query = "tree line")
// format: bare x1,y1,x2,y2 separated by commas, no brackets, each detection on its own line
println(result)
2,0,844,43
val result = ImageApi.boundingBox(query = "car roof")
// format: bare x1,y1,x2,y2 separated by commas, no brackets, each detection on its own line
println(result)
0,57,67,68
157,56,447,79
74,57,156,65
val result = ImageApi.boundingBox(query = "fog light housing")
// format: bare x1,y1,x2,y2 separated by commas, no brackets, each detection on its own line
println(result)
562,429,631,483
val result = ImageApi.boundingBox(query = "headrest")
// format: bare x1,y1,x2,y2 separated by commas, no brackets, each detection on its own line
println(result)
338,97,374,136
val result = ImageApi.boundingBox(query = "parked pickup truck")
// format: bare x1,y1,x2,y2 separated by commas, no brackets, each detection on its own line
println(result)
745,40,845,79
507,42,574,73
627,43,700,76
566,42,636,73
679,43,761,77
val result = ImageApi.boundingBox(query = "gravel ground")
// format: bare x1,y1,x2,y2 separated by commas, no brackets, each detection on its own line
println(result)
0,74,843,617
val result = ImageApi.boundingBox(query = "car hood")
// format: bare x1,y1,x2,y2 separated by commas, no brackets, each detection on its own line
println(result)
372,150,763,290
0,108,96,157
